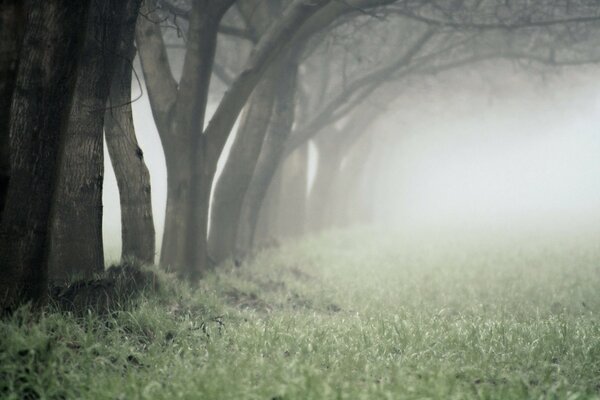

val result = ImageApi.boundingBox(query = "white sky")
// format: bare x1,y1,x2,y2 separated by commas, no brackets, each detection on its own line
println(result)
370,64,600,235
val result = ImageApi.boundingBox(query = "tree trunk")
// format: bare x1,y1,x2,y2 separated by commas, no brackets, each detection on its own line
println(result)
0,0,90,309
254,166,283,244
278,144,309,237
49,0,130,283
308,131,344,232
235,60,299,259
104,0,155,265
136,0,234,279
209,62,280,264
332,134,374,227
138,0,327,278
178,5,226,280
0,1,24,219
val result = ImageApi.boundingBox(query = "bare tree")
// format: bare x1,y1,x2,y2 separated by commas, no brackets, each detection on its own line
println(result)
104,0,155,265
137,0,330,280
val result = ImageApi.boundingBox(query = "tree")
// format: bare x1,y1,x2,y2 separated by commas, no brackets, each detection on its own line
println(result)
243,0,600,240
48,0,138,283
0,0,23,219
212,0,404,261
137,0,330,280
235,55,301,259
104,0,155,265
0,0,91,309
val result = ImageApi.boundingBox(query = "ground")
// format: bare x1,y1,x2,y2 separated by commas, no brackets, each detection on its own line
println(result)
1,228,600,399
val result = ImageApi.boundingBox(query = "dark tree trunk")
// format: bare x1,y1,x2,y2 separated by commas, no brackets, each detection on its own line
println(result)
104,0,155,265
0,1,24,219
0,0,90,309
235,60,299,259
208,62,280,264
49,0,130,283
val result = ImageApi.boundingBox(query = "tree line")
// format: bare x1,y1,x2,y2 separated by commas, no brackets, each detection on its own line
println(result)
1,0,599,310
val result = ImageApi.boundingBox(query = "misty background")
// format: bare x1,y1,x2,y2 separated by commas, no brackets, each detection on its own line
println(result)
102,60,600,260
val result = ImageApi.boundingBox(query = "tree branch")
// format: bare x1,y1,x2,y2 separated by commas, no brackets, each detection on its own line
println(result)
135,0,178,135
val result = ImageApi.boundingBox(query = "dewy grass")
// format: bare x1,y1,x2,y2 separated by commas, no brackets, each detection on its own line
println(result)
1,228,600,399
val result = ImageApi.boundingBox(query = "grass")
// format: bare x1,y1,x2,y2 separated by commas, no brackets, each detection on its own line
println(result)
1,228,600,399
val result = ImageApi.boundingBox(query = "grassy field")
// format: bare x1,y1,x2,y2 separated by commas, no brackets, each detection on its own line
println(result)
1,229,600,399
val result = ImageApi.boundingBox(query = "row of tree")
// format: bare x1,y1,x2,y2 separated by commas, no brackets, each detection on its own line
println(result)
1,0,599,309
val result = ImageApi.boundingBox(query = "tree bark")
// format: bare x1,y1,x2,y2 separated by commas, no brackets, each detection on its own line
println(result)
235,59,299,259
104,0,155,265
49,0,130,283
0,0,90,309
0,1,24,219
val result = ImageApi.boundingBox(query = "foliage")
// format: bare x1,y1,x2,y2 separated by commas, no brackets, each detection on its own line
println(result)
1,229,599,399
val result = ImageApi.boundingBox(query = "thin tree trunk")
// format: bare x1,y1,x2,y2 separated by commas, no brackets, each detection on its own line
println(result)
105,0,155,264
235,60,299,259
49,0,130,283
209,62,280,264
254,166,283,244
332,134,374,226
0,0,90,309
278,143,309,237
308,131,343,232
0,1,23,219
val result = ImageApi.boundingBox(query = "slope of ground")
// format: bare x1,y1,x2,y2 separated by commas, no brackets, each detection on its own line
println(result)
1,228,600,399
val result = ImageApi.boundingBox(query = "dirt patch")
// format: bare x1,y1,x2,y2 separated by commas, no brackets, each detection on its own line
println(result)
254,278,286,292
287,266,315,282
286,292,313,310
50,262,160,315
224,288,273,313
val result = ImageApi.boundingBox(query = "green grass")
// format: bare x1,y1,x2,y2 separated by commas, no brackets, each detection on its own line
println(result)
2,228,600,399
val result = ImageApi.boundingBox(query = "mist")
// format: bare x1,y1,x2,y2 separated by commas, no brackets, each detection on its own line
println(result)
375,67,600,236
102,62,600,259
5,2,600,398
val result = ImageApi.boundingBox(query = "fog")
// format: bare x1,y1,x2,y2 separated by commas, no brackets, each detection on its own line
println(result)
103,61,600,259
369,64,600,236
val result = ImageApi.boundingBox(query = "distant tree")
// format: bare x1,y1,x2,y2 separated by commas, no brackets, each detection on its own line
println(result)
235,56,301,259
208,1,283,264
213,0,404,261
